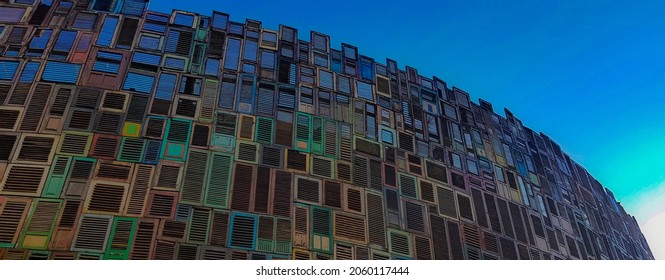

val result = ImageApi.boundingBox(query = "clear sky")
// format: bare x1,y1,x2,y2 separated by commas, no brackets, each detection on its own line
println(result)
150,0,665,259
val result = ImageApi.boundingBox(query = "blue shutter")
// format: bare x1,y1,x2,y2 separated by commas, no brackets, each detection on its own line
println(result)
132,52,161,67
120,0,147,16
223,38,241,70
19,62,40,83
123,72,155,94
155,73,177,100
52,30,77,53
356,80,373,101
138,35,160,50
42,61,81,84
0,61,20,81
97,16,118,47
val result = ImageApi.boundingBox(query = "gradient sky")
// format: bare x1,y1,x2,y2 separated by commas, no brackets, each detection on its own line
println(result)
151,0,665,259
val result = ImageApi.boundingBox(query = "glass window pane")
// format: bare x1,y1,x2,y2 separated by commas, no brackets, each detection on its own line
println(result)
204,58,220,76
155,73,177,100
97,16,118,47
223,38,241,70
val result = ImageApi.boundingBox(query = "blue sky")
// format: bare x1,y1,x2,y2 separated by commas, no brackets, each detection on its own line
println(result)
150,0,665,258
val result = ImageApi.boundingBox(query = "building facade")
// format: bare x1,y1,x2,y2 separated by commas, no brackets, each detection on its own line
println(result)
0,0,653,260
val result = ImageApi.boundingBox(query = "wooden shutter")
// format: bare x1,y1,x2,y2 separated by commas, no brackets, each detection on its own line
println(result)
312,207,332,251
293,205,309,249
129,218,157,260
388,229,412,257
484,193,502,234
368,159,383,192
90,134,120,159
295,176,321,205
118,137,145,162
294,112,312,152
200,79,218,122
323,119,337,158
180,149,209,205
399,173,418,199
84,181,128,215
42,156,72,198
311,156,334,179
334,211,366,245
260,145,282,168
237,115,255,140
72,214,113,253
104,217,137,260
255,117,274,144
323,181,341,208
94,162,133,182
209,210,230,247
199,246,228,260
256,216,274,252
286,149,308,172
274,218,291,255
19,84,52,132
152,240,176,260
205,152,232,208
124,164,153,216
176,243,199,260
344,185,364,214
436,187,457,220
336,161,352,183
414,235,433,260
159,219,187,242
404,200,425,233
0,107,22,131
231,163,254,211
235,140,258,163
56,132,91,157
500,237,518,260
456,193,475,222
19,199,61,250
366,192,386,248
429,215,449,260
496,198,514,238
14,134,57,164
352,155,368,188
187,208,210,244
334,243,353,260
0,197,31,247
471,188,488,228
447,221,464,260
425,160,448,184
383,163,397,188
254,166,271,214
419,180,436,204
1,164,48,196
272,170,291,218
146,191,178,219
229,213,257,250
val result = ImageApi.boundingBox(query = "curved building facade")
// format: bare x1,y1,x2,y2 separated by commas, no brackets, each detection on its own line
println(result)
0,0,653,260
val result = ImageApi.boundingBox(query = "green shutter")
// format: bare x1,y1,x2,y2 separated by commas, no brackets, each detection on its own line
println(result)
104,217,137,260
118,137,146,162
294,112,312,152
256,215,275,252
254,117,274,144
42,156,72,198
19,199,62,250
311,206,332,253
311,116,323,154
161,118,193,162
204,152,233,208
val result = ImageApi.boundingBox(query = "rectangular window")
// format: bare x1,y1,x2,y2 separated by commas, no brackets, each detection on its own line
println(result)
165,29,193,56
0,7,27,23
223,38,241,70
72,12,97,30
131,51,161,72
173,12,195,27
116,18,139,49
319,70,333,90
97,16,118,47
93,51,123,74
123,72,155,94
218,73,236,109
50,30,77,60
155,73,177,100
120,0,148,16
42,61,81,84
212,12,229,30
143,13,169,33
260,50,275,70
26,29,53,57
278,87,295,109
19,62,40,83
356,80,373,101
337,75,351,95
163,56,187,71
92,0,118,12
179,76,202,96
138,33,162,50
359,56,374,81
204,58,220,76
243,40,258,62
